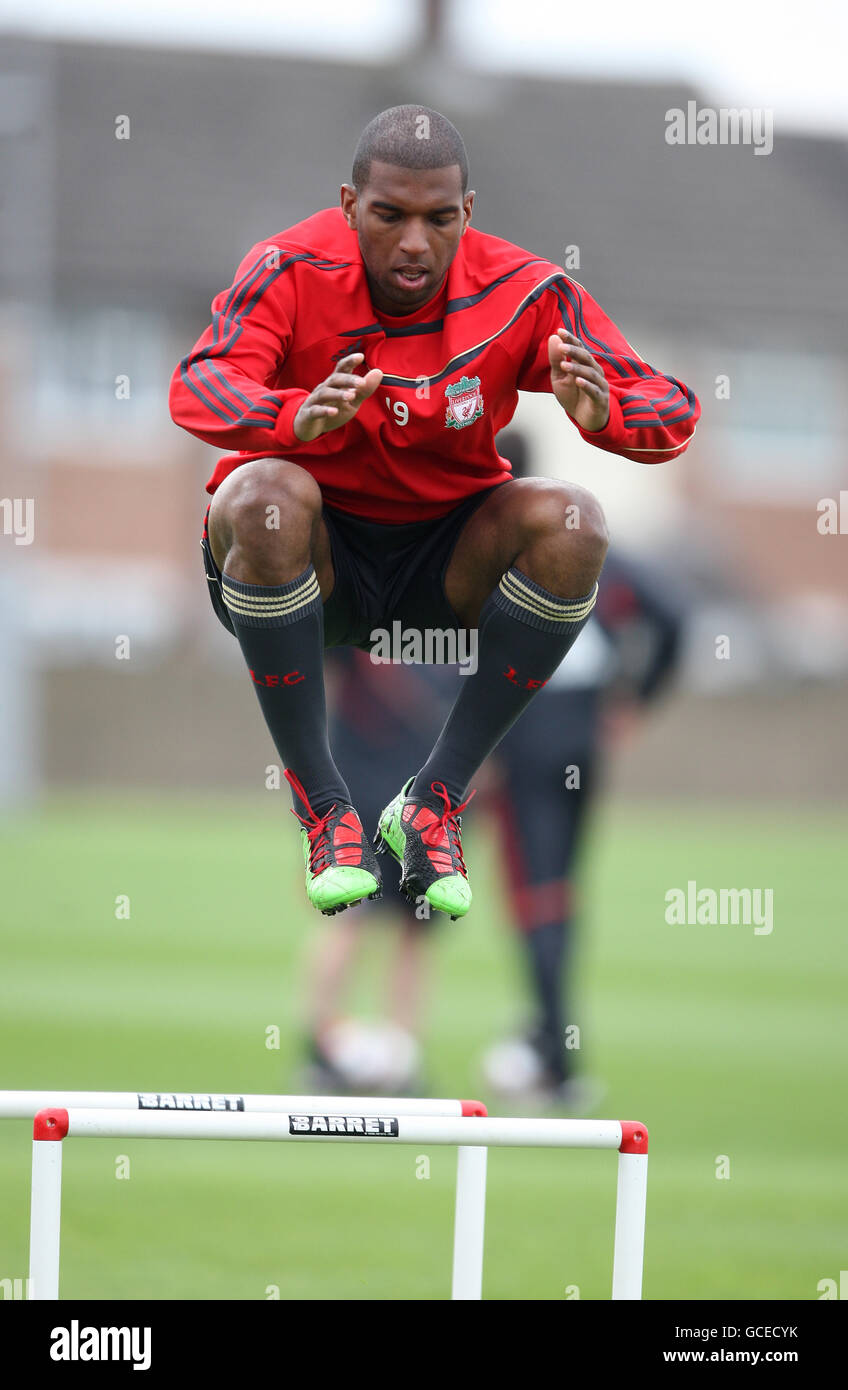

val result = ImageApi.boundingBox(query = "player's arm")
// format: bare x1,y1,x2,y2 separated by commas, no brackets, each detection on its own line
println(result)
169,244,312,452
169,243,383,450
521,278,700,462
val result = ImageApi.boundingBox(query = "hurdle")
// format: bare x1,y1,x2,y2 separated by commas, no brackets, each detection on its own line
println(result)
1,1089,488,1300
26,1104,648,1301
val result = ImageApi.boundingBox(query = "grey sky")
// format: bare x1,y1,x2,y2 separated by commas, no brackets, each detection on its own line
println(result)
1,0,846,135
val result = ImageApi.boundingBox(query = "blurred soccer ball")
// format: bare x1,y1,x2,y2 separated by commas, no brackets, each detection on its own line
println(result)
321,1018,420,1093
481,1038,546,1095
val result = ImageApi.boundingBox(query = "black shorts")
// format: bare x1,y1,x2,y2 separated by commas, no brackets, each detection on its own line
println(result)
200,482,506,650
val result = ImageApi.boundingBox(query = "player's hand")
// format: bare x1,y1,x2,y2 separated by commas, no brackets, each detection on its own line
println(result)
548,328,610,432
293,353,383,442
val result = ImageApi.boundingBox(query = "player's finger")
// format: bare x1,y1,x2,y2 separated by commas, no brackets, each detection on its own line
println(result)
325,372,366,390
558,337,598,365
357,367,384,396
575,377,607,398
550,333,593,368
548,332,569,365
559,342,597,367
555,363,584,387
311,385,357,404
559,356,599,383
567,363,606,388
333,353,364,371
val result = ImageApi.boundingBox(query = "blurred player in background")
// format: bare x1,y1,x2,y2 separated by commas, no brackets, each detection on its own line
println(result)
300,431,684,1105
479,439,684,1105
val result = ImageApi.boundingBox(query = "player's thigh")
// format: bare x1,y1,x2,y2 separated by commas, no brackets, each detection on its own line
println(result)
445,476,605,625
442,478,516,622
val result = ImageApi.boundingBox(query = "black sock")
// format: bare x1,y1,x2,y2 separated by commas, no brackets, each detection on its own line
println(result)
411,569,598,806
221,566,350,816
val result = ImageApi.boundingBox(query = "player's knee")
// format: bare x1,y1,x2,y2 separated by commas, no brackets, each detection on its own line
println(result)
212,458,321,548
563,483,608,567
519,479,608,565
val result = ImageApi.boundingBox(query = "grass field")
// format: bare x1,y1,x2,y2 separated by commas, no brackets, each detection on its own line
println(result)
1,793,845,1301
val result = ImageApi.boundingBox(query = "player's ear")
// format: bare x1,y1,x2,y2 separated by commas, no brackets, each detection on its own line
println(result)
462,190,475,231
340,183,358,229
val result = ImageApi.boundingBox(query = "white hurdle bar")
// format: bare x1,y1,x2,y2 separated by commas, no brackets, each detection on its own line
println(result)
27,1105,648,1301
0,1089,484,1119
0,1089,486,1123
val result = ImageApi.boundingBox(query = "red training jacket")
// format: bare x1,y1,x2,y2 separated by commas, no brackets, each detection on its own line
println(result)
170,207,699,522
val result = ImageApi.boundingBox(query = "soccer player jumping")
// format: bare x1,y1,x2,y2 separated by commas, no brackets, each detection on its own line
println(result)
170,106,699,922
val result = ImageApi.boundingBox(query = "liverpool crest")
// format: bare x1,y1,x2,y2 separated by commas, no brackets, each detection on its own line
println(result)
444,375,484,429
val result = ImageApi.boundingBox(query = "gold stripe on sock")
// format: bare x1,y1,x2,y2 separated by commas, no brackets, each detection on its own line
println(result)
222,575,320,617
221,573,319,606
498,576,598,622
502,572,598,616
501,572,578,614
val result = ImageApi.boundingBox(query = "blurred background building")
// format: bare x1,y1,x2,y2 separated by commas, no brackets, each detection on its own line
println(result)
0,0,846,807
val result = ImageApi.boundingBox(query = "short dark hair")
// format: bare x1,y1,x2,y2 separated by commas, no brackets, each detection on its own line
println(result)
351,105,469,193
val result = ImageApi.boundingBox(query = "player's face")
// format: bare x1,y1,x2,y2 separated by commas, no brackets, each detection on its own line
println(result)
341,162,474,315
